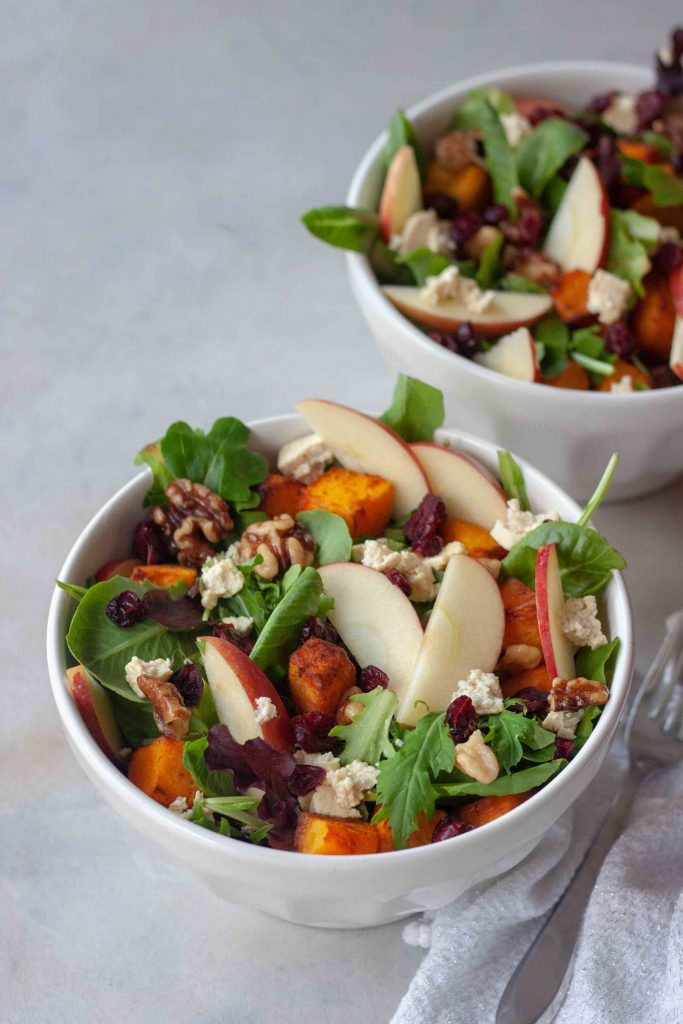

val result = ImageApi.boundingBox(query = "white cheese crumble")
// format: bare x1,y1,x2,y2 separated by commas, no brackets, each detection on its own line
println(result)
277,432,333,485
393,208,454,257
500,111,532,147
220,615,254,636
561,596,608,650
422,540,467,571
168,791,206,820
601,93,638,136
125,656,173,698
254,695,278,725
421,265,495,314
587,269,633,325
542,709,585,740
490,498,560,552
199,554,244,610
451,669,504,715
610,374,634,394
357,538,438,603
295,751,378,819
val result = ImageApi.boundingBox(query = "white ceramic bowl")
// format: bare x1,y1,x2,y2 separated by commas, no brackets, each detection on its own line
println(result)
346,61,683,503
47,414,633,928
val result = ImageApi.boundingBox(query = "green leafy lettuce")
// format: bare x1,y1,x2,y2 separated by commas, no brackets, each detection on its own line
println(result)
497,450,530,510
330,686,398,766
620,155,683,207
300,206,380,252
249,566,332,677
501,522,626,598
516,118,588,197
483,710,555,773
385,109,426,179
434,759,564,799
182,736,237,797
452,87,515,129
607,209,660,296
575,637,621,685
379,374,445,443
475,233,504,289
296,510,352,566
533,313,569,379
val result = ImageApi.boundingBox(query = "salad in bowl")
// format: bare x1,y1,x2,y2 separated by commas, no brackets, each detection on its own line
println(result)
303,29,683,394
56,377,626,858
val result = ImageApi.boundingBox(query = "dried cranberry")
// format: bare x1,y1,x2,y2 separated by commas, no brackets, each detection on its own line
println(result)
405,494,446,556
359,665,389,692
291,712,336,753
586,91,616,115
170,663,203,706
503,207,542,248
431,815,475,843
650,364,682,389
423,192,459,219
105,590,146,627
604,321,635,358
301,616,340,645
450,211,482,244
652,241,683,274
595,136,621,193
527,106,566,126
636,90,665,130
673,151,683,176
445,695,479,744
212,623,254,654
385,568,410,596
132,521,167,564
510,687,550,717
287,764,325,796
554,737,575,760
482,203,508,226
429,325,480,360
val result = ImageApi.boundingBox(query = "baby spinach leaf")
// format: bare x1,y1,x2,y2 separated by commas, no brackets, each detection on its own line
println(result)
110,691,160,748
386,108,426,179
575,637,621,685
641,130,675,157
330,687,398,766
497,450,530,510
574,705,601,752
250,567,328,677
483,710,555,773
434,758,564,798
375,712,455,849
516,119,588,197
370,240,414,284
452,87,515,129
379,374,445,443
478,100,519,213
301,206,380,252
534,313,569,378
475,233,504,289
56,580,89,603
541,175,567,214
396,248,453,286
620,155,683,207
607,209,660,296
296,510,352,566
501,522,626,598
135,443,174,505
499,272,547,294
182,736,237,797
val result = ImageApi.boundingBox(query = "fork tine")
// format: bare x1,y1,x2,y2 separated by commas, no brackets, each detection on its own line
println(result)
662,687,683,735
643,615,683,718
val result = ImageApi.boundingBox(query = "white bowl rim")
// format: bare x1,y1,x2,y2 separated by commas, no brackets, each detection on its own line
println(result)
345,59,683,406
46,411,634,871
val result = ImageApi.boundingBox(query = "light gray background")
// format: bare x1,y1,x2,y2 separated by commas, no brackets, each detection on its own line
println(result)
2,2,682,1022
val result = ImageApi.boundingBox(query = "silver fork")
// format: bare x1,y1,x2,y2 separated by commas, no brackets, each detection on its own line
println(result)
496,609,683,1024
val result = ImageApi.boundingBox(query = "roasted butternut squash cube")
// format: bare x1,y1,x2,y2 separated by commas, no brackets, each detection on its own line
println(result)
288,638,357,715
598,358,651,392
443,518,506,559
500,578,541,648
544,362,590,390
457,793,529,828
630,273,676,360
552,269,592,324
424,160,491,211
299,467,394,540
260,473,305,518
128,736,197,807
130,564,198,588
500,663,553,698
295,813,379,855
375,810,446,851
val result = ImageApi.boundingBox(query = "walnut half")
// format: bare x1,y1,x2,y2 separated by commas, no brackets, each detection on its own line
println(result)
549,676,610,712
236,514,315,580
137,675,191,739
151,478,233,567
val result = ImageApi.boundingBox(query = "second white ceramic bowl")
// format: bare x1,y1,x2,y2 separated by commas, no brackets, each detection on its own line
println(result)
346,61,683,502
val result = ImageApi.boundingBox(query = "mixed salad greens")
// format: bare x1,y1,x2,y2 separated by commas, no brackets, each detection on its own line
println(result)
303,28,683,393
60,375,625,855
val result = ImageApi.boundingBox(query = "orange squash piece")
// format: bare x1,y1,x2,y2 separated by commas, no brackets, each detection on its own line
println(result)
630,273,676,360
544,361,590,390
500,663,553,698
458,793,530,828
299,467,394,540
375,810,447,851
260,473,305,518
130,564,198,588
598,358,651,392
617,140,661,163
424,159,492,211
288,638,357,716
443,518,507,559
500,578,541,649
552,269,592,324
295,813,379,855
128,736,197,807
632,193,683,231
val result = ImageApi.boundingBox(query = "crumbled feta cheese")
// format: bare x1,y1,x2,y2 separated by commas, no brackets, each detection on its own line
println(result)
358,539,437,602
451,669,504,715
295,751,378,818
490,498,560,551
610,374,633,394
421,265,495,313
125,656,173,698
220,615,254,636
500,111,532,147
199,554,244,610
168,795,189,815
277,432,333,485
542,709,584,740
561,596,608,650
601,93,638,135
254,695,278,725
422,541,467,571
393,208,454,258
587,269,633,325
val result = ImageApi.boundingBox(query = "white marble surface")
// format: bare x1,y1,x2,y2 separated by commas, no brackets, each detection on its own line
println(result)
2,2,683,1021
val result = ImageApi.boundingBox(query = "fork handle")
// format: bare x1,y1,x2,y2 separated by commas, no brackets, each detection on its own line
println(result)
495,768,642,1024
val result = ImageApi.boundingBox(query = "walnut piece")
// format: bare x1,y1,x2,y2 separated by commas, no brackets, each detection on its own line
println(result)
549,676,610,712
151,478,233,567
508,248,561,286
496,644,542,676
137,675,191,739
236,514,315,580
435,129,480,171
454,729,499,784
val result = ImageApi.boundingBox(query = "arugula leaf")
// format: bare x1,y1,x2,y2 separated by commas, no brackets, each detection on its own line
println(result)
499,272,547,294
379,374,445,443
452,87,515,129
374,712,455,849
484,710,555,773
330,687,398,766
501,522,626,598
497,450,530,510
182,736,237,797
434,759,564,798
534,313,569,379
296,510,352,566
578,454,620,527
249,567,329,677
301,206,380,252
386,109,426,179
575,637,621,685
607,209,659,296
620,155,683,207
202,796,268,841
188,798,232,835
396,248,453,286
56,580,89,603
516,118,588,197
478,100,519,213
475,233,504,289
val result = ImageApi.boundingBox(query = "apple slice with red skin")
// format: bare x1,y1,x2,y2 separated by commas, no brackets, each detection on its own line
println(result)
474,327,540,383
381,285,553,337
543,157,609,273
295,399,430,517
67,665,123,764
669,267,683,381
317,562,423,702
535,544,576,681
397,554,505,725
199,637,293,752
379,145,423,242
410,442,508,531
94,557,141,583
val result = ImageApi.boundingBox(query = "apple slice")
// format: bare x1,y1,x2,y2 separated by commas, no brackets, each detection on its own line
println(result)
410,442,508,531
295,399,430,517
381,285,552,337
67,665,123,764
397,554,505,725
543,157,609,273
535,544,575,681
669,267,683,381
379,145,423,242
474,327,540,382
94,557,141,582
317,562,423,699
199,637,293,752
